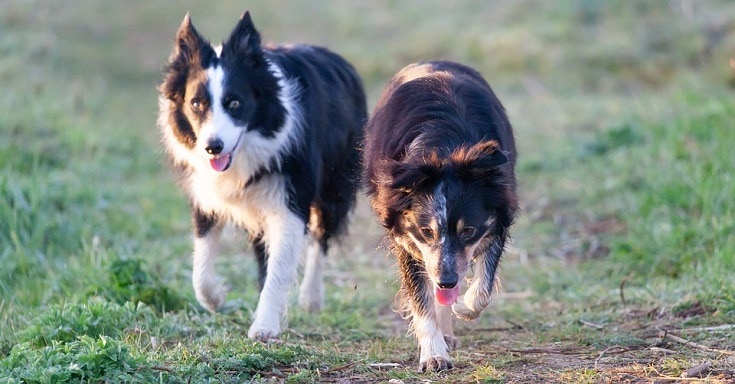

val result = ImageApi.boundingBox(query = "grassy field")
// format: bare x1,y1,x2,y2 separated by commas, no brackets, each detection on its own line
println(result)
2,0,735,382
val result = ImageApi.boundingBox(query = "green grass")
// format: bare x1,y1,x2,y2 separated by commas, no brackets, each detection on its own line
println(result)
2,0,735,382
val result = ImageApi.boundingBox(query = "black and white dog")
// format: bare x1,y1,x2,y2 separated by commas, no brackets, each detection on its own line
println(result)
364,61,517,371
158,12,367,340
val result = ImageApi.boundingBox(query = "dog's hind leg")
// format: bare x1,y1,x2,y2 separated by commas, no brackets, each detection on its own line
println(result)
248,210,306,340
192,209,228,313
452,236,505,321
250,235,268,292
397,247,454,372
298,234,325,312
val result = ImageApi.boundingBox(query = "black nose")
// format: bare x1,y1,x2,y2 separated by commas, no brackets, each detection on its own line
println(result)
438,263,458,289
437,280,457,289
205,138,224,155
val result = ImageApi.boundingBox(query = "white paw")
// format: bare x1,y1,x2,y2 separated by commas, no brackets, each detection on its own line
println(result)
417,334,453,373
419,355,454,372
298,283,324,312
195,282,228,313
247,323,281,341
451,297,481,321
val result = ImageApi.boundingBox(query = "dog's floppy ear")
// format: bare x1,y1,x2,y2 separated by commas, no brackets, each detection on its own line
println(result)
226,11,262,58
388,152,442,193
371,158,437,229
452,140,509,181
389,162,429,192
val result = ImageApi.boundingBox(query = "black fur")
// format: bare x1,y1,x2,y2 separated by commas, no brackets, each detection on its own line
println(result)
193,207,218,238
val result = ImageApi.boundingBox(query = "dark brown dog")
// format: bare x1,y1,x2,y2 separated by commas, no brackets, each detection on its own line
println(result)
364,61,517,372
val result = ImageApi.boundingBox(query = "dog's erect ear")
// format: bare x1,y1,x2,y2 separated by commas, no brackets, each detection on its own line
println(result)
227,11,262,57
171,13,206,63
452,140,509,180
161,13,213,104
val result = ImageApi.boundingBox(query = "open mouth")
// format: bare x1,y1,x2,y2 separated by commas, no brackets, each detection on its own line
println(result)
207,135,241,172
209,153,232,172
434,283,461,306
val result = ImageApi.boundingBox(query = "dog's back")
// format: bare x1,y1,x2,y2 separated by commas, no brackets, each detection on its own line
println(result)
266,45,366,237
364,61,515,193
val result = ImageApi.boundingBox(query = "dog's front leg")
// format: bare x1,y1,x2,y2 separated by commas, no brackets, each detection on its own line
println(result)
397,248,453,372
247,211,305,340
436,304,459,352
452,237,505,321
192,209,228,312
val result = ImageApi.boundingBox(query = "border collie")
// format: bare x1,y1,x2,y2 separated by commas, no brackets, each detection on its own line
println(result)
364,61,517,371
158,11,367,340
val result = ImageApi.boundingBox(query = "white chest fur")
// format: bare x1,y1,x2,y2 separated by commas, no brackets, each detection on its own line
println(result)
187,168,289,235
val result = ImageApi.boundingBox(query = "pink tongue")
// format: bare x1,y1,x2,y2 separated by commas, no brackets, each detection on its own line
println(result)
434,284,460,306
209,154,231,172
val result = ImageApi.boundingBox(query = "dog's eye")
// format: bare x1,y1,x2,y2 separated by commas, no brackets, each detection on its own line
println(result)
460,227,476,240
190,98,203,111
226,99,241,110
420,227,435,240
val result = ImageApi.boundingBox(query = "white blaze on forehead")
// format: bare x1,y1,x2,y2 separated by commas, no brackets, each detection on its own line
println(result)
198,64,242,156
208,65,225,103
207,65,228,121
431,182,447,241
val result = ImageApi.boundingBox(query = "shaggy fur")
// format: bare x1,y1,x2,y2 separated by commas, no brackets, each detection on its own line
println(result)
364,61,517,372
158,11,366,340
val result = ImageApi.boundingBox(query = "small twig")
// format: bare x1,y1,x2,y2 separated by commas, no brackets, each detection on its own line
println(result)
505,319,528,332
594,346,631,369
324,362,356,373
579,319,605,330
285,328,305,339
472,326,520,333
369,363,402,369
509,347,586,355
681,361,712,378
656,326,735,355
649,346,677,354
651,377,718,382
149,366,174,373
681,324,735,333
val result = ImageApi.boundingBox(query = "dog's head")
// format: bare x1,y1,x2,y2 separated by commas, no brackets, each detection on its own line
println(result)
159,12,284,173
378,140,516,305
